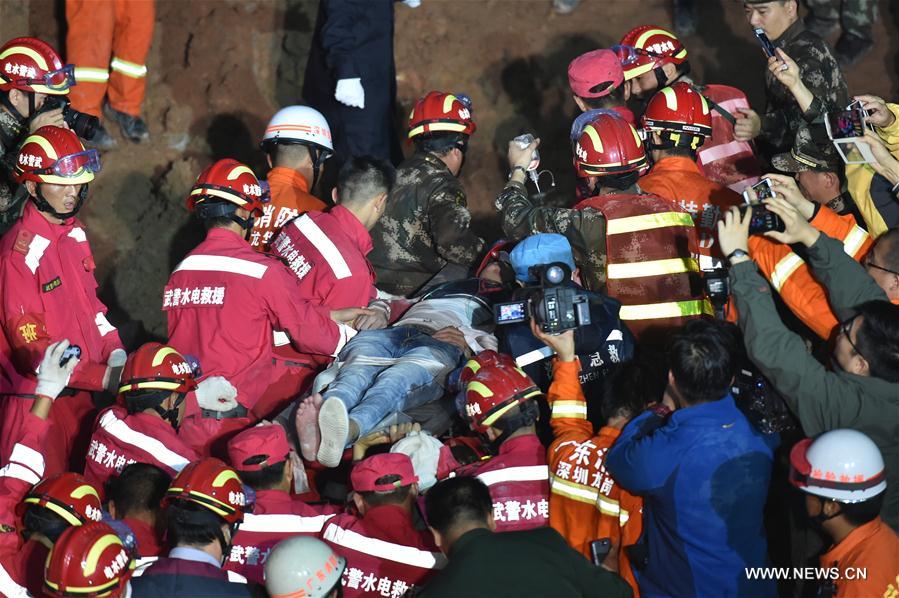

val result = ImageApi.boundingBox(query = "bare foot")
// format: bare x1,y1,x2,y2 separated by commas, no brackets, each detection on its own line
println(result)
295,393,323,462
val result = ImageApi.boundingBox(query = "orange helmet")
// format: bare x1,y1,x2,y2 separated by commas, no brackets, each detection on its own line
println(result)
572,111,648,177
164,458,246,525
44,522,133,598
15,125,99,186
186,158,265,218
616,26,688,81
408,91,476,140
465,362,542,434
0,37,73,95
642,83,712,150
20,473,103,527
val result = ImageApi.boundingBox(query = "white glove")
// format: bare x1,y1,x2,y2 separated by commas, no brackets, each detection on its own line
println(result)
403,0,421,6
196,376,239,412
35,340,79,399
107,348,127,368
335,78,365,109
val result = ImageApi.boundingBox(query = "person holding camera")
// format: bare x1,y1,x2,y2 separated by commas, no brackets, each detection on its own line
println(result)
605,318,779,597
0,37,73,236
495,111,708,346
718,196,899,531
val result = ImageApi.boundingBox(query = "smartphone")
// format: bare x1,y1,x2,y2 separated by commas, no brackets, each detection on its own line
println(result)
847,99,870,119
739,204,786,235
753,28,777,58
742,178,775,204
59,344,81,367
826,109,866,140
494,300,529,325
590,538,612,566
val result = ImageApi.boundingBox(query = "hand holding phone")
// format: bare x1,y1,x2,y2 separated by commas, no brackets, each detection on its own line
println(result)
753,28,777,59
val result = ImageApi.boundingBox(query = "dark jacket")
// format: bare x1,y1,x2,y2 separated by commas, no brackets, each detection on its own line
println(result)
0,107,26,235
130,556,251,598
606,396,778,597
420,527,632,598
369,152,484,296
731,233,899,531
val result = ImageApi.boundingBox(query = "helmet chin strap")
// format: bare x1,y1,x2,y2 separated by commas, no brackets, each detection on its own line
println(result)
482,400,539,454
30,183,87,220
810,496,842,527
154,393,186,430
197,201,255,237
0,91,27,122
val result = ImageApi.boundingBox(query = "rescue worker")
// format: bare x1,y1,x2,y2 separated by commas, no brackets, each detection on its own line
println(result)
535,327,657,594
789,429,899,596
252,105,331,251
224,424,339,584
83,342,199,488
567,49,634,124
129,458,251,596
368,91,485,296
105,463,172,558
616,25,762,192
264,536,346,598
321,453,445,597
455,356,551,533
639,82,744,269
65,0,154,147
44,521,134,598
0,36,72,234
742,0,848,155
805,0,877,66
164,158,367,457
495,111,709,344
0,125,125,477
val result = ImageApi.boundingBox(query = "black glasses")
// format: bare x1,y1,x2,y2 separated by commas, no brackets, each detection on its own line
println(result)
863,252,899,276
839,316,867,362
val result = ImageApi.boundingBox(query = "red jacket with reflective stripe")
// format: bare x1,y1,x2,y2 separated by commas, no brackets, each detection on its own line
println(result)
225,488,340,584
0,202,122,395
321,504,444,597
83,406,199,488
165,229,353,408
696,84,762,193
270,206,377,310
454,433,550,533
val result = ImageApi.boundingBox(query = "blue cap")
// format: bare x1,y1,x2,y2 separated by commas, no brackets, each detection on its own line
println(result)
509,234,576,283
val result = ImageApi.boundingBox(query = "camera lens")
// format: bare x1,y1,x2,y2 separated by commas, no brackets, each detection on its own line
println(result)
545,265,565,285
64,108,99,140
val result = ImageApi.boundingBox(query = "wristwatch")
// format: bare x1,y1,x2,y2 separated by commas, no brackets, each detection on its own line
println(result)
726,249,749,263
508,165,527,180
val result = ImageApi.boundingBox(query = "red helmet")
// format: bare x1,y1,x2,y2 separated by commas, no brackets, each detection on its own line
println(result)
15,125,99,186
460,350,518,388
118,343,197,397
642,83,712,148
465,362,542,434
20,473,103,526
474,240,515,279
44,522,133,598
164,458,246,525
616,26,688,81
408,91,476,139
186,158,264,216
572,112,647,177
0,37,74,95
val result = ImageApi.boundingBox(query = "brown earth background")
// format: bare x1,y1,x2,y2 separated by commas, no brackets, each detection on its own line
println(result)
0,0,897,345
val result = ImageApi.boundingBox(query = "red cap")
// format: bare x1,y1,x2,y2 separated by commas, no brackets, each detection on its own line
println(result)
568,49,624,99
227,425,290,472
351,453,418,492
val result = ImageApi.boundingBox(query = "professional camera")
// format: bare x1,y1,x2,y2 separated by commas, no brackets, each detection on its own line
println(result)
494,262,591,334
36,96,99,140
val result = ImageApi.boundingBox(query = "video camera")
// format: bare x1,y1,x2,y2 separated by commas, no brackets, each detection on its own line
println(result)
36,96,99,140
494,262,591,334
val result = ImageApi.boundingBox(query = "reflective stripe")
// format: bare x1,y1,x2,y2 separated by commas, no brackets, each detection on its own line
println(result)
110,57,148,78
550,400,587,419
0,462,41,485
0,562,29,598
98,410,191,471
619,299,713,321
6,442,44,477
25,234,50,274
842,225,867,257
322,524,447,569
131,556,158,578
68,227,87,243
514,346,554,368
606,211,694,235
74,67,110,82
273,330,290,346
698,253,723,271
769,252,805,292
597,495,621,516
292,214,352,280
174,254,268,279
551,476,598,505
333,323,357,357
95,312,117,337
476,465,549,487
619,508,630,526
226,571,248,584
697,140,748,165
607,257,699,279
240,513,334,534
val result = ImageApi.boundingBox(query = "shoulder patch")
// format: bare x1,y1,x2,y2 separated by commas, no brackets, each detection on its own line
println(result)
13,229,32,255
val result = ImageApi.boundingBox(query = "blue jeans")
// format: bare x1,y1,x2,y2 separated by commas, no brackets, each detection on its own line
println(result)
323,327,463,436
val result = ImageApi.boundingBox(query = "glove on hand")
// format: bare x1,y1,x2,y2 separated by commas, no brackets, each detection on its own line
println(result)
196,376,239,412
335,78,365,109
35,340,79,399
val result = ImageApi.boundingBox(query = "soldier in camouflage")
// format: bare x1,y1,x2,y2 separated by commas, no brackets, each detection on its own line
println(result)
368,91,484,296
805,0,877,67
743,0,849,157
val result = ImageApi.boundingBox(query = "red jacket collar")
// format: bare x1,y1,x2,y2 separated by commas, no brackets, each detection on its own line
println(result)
22,200,79,240
329,205,373,256
498,433,542,456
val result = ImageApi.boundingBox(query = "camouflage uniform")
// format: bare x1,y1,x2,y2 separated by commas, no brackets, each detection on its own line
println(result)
0,108,27,236
494,180,608,292
806,0,876,43
368,152,484,296
760,20,848,155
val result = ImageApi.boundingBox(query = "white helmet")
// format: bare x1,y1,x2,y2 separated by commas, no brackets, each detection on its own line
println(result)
261,105,334,153
264,536,346,598
789,429,887,503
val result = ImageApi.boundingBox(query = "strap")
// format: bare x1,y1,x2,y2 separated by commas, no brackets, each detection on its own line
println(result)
200,404,248,420
697,89,737,126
